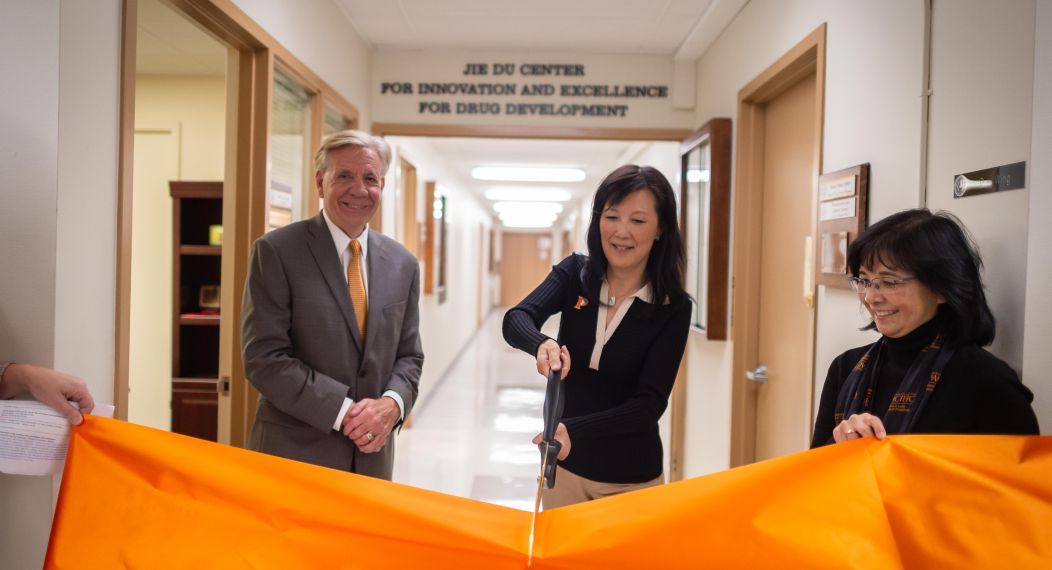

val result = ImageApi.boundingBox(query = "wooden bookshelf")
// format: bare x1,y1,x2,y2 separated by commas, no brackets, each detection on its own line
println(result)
170,181,222,442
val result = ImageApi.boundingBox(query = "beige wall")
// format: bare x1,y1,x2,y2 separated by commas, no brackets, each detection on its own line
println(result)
136,76,227,179
925,0,1034,376
1024,0,1052,430
684,0,928,477
0,1,122,567
232,0,372,128
682,0,1051,479
0,1,370,565
372,49,696,129
128,75,226,430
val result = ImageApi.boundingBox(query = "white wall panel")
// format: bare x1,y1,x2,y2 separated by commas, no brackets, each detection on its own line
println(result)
1024,0,1052,432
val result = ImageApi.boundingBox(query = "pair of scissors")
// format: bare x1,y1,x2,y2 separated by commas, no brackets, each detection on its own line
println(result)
528,367,564,564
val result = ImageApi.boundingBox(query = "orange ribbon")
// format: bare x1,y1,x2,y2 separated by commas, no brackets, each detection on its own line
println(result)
46,418,1052,568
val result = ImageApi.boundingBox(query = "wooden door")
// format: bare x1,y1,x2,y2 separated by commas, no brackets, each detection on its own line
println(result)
752,74,818,461
730,25,825,466
500,232,553,307
477,223,486,326
399,158,419,257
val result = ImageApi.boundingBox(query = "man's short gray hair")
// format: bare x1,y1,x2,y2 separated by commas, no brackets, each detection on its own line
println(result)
314,130,392,176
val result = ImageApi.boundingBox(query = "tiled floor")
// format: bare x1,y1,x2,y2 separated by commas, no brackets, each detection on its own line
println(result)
393,309,555,510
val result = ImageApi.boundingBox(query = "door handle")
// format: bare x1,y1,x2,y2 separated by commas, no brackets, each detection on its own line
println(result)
745,363,768,383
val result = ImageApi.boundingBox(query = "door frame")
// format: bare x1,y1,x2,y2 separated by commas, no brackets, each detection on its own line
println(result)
729,24,826,467
115,0,358,448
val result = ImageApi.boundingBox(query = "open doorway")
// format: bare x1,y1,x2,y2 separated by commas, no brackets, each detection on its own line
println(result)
127,0,228,440
117,0,362,448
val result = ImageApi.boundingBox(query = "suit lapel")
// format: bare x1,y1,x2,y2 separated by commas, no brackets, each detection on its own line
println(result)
305,214,363,352
365,231,390,343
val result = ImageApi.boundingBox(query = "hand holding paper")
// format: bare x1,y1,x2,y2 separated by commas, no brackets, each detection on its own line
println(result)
0,400,114,476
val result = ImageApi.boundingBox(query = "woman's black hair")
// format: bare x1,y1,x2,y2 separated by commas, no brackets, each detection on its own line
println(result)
847,208,995,346
584,164,688,305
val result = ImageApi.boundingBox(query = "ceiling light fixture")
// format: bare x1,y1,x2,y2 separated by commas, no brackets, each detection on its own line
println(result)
484,187,573,202
686,169,711,183
500,218,556,229
499,211,557,229
492,201,563,215
472,166,586,182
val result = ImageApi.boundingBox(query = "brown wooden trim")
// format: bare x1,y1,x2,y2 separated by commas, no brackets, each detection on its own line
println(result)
307,83,325,218
180,245,223,256
729,101,765,468
113,0,137,420
373,123,693,141
680,122,715,154
423,182,436,294
678,118,731,340
221,47,274,447
171,181,183,378
119,0,363,446
669,358,687,482
180,315,221,326
739,24,825,105
170,181,224,199
707,119,732,340
165,0,359,124
729,23,826,468
399,156,420,258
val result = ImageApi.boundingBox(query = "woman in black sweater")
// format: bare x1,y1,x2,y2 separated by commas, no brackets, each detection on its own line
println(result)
811,209,1038,448
503,165,691,509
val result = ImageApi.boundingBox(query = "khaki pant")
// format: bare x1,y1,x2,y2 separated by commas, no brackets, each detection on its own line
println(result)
542,466,664,510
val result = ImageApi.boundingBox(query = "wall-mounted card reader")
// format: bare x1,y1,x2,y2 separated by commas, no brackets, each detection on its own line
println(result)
953,161,1025,198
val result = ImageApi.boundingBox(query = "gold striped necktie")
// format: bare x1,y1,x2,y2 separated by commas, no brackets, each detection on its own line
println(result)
348,240,368,341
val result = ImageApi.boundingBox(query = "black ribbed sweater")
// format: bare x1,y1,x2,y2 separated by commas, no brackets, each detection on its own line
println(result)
811,315,1039,448
503,254,691,484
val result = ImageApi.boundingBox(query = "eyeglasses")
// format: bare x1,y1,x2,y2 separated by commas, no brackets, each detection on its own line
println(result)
847,275,918,294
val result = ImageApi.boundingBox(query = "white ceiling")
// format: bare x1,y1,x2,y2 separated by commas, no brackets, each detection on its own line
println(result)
134,0,739,227
335,0,717,56
137,0,226,76
390,136,669,224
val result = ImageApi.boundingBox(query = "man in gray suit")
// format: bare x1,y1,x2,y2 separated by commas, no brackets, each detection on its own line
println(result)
241,130,423,479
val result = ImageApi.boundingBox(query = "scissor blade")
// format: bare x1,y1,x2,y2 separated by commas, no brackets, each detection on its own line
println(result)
527,443,549,566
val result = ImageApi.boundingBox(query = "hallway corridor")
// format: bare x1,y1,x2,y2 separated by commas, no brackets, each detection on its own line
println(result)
393,309,557,510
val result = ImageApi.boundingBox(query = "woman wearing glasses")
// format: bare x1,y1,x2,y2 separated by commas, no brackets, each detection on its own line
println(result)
811,209,1038,447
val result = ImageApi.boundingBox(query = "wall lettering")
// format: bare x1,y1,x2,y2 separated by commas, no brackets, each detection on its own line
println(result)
380,62,668,118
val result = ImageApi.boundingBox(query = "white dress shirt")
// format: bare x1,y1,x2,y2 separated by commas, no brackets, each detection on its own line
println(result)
590,281,654,370
322,211,405,431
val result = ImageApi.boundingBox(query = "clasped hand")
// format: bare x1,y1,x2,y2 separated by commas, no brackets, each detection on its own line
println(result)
341,396,400,453
536,339,570,379
533,340,572,460
532,421,572,461
833,413,887,443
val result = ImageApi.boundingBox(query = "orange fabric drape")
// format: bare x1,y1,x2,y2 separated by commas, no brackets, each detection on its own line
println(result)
46,418,1051,569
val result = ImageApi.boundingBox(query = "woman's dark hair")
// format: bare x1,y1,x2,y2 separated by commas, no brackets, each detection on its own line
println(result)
847,208,994,346
584,164,688,305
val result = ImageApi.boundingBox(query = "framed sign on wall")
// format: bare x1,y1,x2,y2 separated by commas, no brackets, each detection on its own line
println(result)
815,163,869,289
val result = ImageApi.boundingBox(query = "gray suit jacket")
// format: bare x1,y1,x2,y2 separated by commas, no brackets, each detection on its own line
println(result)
241,213,423,479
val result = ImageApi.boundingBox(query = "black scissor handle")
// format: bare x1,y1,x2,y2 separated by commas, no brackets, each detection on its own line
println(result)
539,367,565,489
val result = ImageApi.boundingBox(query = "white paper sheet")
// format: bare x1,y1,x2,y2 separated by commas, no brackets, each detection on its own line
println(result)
0,400,114,476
